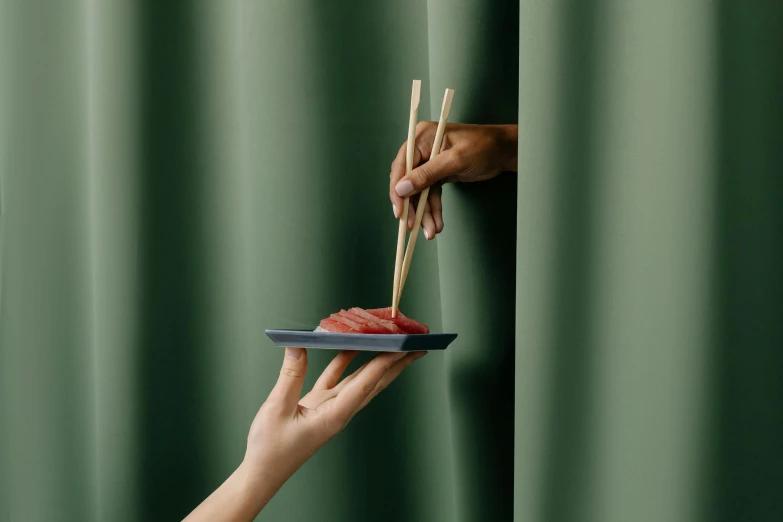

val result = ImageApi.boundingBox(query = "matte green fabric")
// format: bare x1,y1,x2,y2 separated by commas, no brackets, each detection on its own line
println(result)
1,1,516,521
516,2,783,522
2,1,781,522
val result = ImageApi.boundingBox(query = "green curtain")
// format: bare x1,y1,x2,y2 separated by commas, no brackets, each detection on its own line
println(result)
2,2,781,522
516,2,782,522
1,1,517,521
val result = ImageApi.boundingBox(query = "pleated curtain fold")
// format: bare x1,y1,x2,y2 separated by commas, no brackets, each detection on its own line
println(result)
1,1,781,522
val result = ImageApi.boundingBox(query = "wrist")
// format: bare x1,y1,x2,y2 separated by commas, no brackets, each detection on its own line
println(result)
232,459,280,514
494,124,518,172
183,462,275,521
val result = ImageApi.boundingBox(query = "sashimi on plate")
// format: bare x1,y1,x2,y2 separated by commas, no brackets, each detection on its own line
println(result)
266,307,455,352
317,308,426,334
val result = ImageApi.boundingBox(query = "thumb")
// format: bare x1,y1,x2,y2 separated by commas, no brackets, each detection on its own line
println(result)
394,151,459,198
269,347,308,412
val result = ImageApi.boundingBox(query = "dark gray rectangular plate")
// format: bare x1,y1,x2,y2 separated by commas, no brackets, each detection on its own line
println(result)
265,330,457,352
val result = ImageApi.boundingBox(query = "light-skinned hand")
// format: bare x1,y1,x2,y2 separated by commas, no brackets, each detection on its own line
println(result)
184,348,426,522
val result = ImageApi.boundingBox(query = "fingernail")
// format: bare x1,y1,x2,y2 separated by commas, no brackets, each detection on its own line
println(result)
423,228,430,240
285,347,303,360
393,204,399,218
395,180,414,197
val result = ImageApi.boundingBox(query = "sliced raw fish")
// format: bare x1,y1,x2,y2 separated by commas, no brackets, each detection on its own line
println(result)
317,308,429,335
338,310,389,334
319,318,358,333
348,307,405,333
329,313,379,334
367,308,429,334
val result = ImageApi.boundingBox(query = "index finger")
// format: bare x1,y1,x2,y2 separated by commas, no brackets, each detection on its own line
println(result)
330,352,405,420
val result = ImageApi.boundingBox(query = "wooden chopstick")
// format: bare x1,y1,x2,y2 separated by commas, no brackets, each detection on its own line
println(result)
396,88,454,307
392,80,422,318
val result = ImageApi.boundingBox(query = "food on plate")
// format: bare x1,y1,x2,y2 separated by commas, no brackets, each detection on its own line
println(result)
366,307,429,334
317,318,356,333
348,308,405,333
328,312,387,334
316,307,429,334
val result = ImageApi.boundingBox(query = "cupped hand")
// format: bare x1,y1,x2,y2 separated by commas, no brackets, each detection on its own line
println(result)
243,348,426,506
390,122,518,239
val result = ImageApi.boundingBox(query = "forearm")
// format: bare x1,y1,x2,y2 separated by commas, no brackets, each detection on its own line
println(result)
183,462,280,522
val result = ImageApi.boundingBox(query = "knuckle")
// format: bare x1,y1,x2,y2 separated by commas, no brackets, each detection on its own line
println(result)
360,383,377,397
413,167,434,185
448,148,468,167
416,120,436,138
280,366,305,379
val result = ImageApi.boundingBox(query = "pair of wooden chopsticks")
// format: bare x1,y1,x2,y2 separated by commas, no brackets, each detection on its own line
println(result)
391,80,455,317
